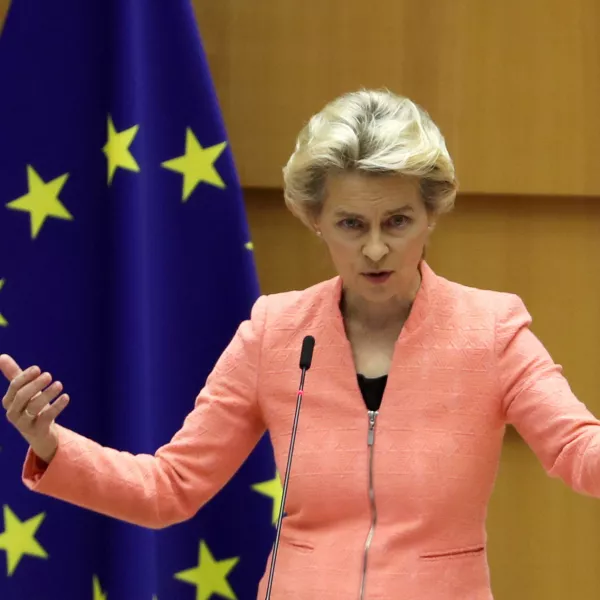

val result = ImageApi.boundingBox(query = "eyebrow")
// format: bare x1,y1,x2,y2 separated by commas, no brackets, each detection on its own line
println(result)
333,204,414,218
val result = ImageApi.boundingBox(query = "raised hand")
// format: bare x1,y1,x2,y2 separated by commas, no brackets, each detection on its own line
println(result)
1,354,70,464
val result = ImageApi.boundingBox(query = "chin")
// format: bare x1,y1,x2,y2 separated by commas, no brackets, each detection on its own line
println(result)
358,281,397,300
364,288,397,302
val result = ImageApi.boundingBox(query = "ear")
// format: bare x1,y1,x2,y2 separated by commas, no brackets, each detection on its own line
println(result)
426,214,438,232
310,218,322,236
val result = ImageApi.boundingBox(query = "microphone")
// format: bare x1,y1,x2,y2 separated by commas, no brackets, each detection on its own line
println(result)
264,335,315,599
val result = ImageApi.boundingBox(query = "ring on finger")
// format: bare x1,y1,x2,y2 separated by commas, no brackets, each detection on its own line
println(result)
24,408,37,419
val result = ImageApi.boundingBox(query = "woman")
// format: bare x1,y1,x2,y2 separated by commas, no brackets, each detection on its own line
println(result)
3,88,600,600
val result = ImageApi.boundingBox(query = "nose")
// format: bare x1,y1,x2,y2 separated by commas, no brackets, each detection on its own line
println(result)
362,232,389,263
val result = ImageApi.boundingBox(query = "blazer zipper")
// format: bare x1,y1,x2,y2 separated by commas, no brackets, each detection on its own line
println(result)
359,409,378,600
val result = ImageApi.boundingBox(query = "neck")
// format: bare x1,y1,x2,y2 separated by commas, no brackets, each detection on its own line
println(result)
341,268,422,331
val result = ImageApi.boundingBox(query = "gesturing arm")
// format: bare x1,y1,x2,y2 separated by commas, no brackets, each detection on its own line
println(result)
497,294,600,498
20,295,269,528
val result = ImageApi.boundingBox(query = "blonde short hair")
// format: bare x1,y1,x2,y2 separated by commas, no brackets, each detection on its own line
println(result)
283,88,458,228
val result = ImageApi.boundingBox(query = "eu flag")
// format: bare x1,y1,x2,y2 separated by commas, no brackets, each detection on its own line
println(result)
0,1,278,598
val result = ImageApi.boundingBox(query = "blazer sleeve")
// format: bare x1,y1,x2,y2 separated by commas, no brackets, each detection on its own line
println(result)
21,294,269,528
497,293,600,497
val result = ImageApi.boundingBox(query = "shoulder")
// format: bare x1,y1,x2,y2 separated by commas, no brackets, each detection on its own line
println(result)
241,278,339,365
250,276,339,329
432,272,531,333
212,279,337,378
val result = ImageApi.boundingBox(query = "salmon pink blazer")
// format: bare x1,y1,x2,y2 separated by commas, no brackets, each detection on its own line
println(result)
22,260,600,599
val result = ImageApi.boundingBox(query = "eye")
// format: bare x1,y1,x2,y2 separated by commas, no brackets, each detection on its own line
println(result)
388,215,411,228
338,218,363,230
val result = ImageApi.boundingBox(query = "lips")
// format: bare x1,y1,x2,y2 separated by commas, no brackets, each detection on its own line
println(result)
362,271,393,283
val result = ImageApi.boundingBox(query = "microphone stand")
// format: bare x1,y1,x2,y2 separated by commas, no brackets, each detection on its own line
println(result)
264,336,314,599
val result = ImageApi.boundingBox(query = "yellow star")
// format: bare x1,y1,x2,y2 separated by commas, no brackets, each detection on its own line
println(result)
102,115,140,185
174,540,239,600
0,505,48,576
161,128,227,202
252,472,283,525
6,166,72,239
0,279,7,327
244,241,254,251
93,575,107,600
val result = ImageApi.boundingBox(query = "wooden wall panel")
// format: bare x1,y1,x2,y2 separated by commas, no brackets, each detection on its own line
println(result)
0,0,10,35
245,188,600,599
194,0,600,196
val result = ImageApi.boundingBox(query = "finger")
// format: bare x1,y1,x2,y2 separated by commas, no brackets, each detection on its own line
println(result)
0,354,23,381
35,394,70,427
2,365,41,410
8,371,51,420
25,380,64,416
16,389,45,413
15,384,65,432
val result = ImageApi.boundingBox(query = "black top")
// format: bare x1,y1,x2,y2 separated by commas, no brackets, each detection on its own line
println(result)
357,373,388,412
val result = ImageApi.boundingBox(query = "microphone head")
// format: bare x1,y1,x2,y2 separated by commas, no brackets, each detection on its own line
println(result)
299,335,315,369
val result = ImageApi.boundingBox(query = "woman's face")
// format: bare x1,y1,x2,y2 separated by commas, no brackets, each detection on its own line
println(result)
313,171,435,305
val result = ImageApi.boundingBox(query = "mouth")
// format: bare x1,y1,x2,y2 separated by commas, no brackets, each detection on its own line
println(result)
361,271,393,284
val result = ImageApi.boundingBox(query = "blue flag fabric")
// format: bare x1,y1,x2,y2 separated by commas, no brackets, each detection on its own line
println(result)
0,1,278,598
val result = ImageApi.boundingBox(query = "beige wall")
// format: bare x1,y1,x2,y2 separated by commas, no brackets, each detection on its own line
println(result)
199,3,600,596
194,0,600,197
3,2,600,597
